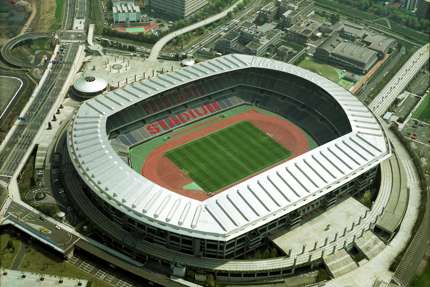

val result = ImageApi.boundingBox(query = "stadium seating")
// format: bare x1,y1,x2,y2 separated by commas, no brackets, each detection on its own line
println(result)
107,68,352,149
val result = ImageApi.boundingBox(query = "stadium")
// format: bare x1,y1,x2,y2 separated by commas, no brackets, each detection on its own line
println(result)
63,54,390,267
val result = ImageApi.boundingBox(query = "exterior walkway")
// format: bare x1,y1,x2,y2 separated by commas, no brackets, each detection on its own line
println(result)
325,127,421,286
270,197,368,256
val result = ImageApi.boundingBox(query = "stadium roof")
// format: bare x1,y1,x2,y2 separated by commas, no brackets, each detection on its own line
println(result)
68,54,391,241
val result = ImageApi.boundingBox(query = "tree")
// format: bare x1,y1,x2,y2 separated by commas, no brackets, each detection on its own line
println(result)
255,249,262,259
329,13,340,24
362,190,372,208
270,248,278,258
206,274,216,287
6,240,14,252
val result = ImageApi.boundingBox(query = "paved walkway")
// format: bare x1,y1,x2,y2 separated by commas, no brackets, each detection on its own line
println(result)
10,242,26,270
325,127,421,286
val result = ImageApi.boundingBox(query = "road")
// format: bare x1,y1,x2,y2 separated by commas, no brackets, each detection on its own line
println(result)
0,33,51,68
357,46,405,103
369,43,429,117
148,0,245,61
0,44,79,177
315,5,426,47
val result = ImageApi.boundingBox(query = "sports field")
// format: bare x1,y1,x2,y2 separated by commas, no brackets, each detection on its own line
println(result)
413,93,430,124
165,121,291,193
298,57,356,90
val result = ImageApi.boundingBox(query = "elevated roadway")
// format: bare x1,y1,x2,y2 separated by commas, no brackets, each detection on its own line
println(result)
148,0,244,61
0,44,82,178
369,43,429,117
0,33,51,68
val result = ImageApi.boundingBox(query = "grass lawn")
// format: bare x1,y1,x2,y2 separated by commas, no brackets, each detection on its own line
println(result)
0,76,21,113
0,233,22,268
166,121,291,193
412,262,430,287
129,105,253,173
17,241,110,287
298,57,340,83
413,94,430,124
51,0,65,30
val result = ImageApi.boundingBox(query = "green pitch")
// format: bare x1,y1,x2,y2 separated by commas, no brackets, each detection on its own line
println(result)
166,121,291,193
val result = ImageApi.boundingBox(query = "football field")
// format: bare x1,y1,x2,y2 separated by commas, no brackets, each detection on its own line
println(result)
166,121,291,193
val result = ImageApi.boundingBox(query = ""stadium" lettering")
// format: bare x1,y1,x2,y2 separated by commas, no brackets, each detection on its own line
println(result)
145,101,221,135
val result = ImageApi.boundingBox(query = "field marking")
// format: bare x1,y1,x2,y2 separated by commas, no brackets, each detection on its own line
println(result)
166,121,291,193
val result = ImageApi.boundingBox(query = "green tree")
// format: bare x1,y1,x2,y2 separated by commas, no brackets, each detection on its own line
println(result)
206,274,216,287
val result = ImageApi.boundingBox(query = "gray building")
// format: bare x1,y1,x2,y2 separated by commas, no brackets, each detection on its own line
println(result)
287,18,322,44
315,34,379,74
403,0,418,10
215,26,283,56
150,0,208,19
112,0,143,24
338,21,366,40
417,0,430,18
279,0,314,27
363,34,398,56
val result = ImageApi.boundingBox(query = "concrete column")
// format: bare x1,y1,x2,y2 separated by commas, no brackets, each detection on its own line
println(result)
332,245,336,254
324,237,328,246
292,257,297,273
287,249,292,257
352,234,356,243
301,245,306,254
351,221,355,231
313,241,317,250
333,232,338,242
343,227,347,236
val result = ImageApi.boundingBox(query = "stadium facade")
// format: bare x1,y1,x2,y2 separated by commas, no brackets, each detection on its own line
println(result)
65,54,390,261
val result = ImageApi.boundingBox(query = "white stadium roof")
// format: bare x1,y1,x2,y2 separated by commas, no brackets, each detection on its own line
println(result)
73,75,108,94
68,54,391,241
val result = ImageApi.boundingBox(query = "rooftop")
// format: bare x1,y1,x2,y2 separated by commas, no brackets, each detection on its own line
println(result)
334,42,378,63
